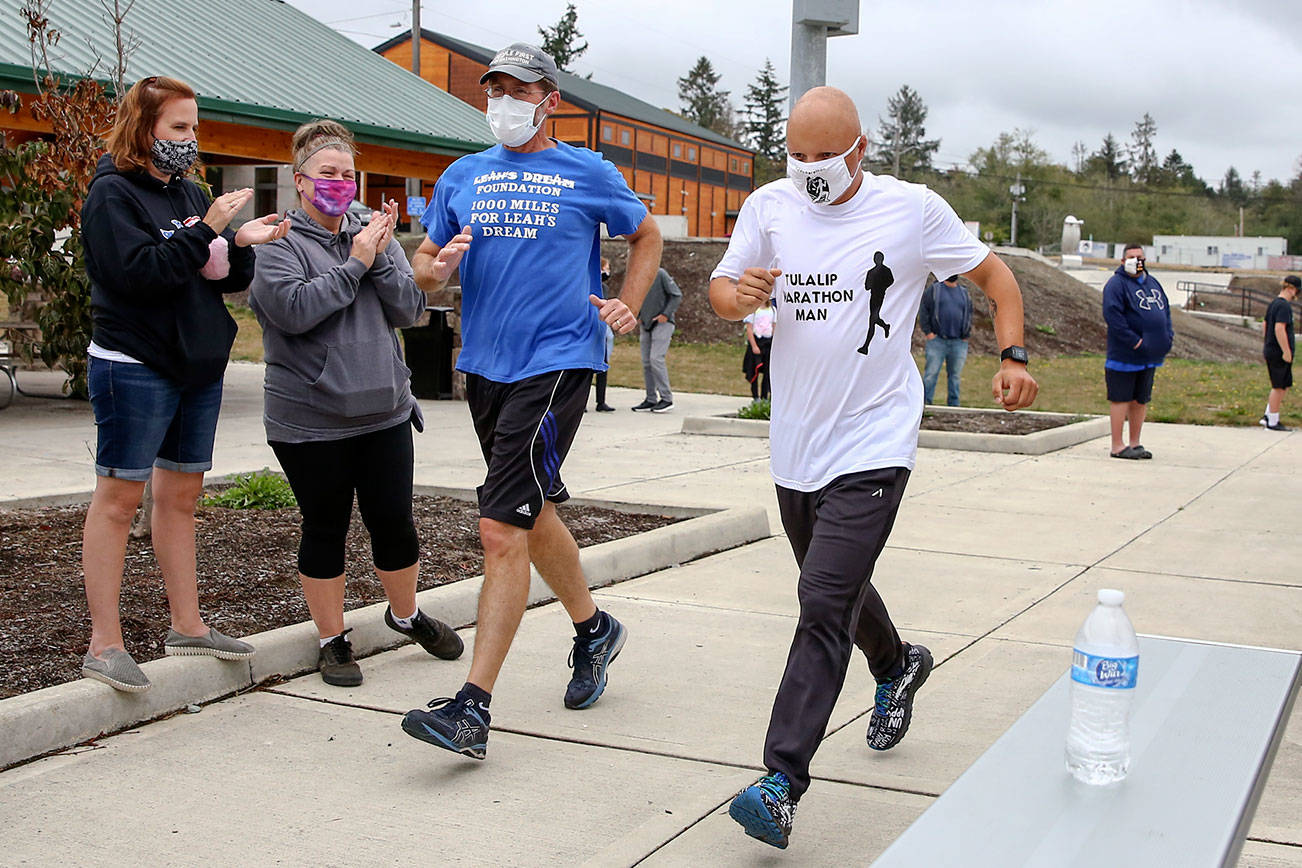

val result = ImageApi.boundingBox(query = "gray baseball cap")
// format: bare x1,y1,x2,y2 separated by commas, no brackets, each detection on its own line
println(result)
479,43,559,88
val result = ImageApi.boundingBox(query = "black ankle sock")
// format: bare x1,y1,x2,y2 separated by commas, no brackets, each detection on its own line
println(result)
574,609,605,638
459,682,492,722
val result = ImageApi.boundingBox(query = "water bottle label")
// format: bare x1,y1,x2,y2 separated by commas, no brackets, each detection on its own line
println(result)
1071,651,1138,688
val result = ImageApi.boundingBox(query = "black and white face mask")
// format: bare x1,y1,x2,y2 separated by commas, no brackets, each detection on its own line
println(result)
150,138,198,176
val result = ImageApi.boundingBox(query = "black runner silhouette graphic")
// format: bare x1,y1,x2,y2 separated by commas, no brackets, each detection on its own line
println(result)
857,251,893,355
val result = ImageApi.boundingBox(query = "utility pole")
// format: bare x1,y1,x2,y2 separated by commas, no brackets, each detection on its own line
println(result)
789,0,859,112
1009,172,1025,247
405,1,423,226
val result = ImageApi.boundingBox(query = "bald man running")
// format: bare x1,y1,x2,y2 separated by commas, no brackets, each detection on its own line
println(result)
710,87,1037,849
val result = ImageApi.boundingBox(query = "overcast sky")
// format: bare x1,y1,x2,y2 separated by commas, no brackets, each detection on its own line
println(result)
285,0,1301,185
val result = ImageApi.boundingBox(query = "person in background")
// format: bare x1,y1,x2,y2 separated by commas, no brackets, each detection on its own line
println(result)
1103,243,1172,459
918,275,972,406
77,75,287,693
1259,275,1300,431
743,298,774,401
631,266,682,413
249,119,463,687
592,257,616,412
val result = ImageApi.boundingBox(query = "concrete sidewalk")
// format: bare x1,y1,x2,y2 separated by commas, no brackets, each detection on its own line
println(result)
1,364,1299,866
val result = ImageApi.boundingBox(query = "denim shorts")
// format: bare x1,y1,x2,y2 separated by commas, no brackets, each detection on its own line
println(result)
88,357,224,480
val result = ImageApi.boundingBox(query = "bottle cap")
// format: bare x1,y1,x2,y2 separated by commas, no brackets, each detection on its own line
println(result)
1098,588,1125,606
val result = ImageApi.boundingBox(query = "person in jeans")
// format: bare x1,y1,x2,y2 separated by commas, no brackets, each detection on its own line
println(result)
403,43,661,760
743,299,774,401
249,120,462,687
591,258,616,412
1259,275,1300,431
709,86,1036,849
631,266,682,412
77,75,288,692
1103,243,1172,459
919,275,972,406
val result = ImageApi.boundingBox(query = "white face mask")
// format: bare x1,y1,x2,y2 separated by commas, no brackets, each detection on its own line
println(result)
1124,256,1145,276
486,93,548,147
787,139,860,204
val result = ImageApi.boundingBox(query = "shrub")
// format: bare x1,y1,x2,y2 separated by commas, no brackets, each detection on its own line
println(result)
202,469,297,510
738,398,771,420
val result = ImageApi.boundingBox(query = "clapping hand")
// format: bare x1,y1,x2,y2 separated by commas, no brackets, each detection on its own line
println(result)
349,211,394,269
430,225,472,283
234,213,291,247
203,188,253,234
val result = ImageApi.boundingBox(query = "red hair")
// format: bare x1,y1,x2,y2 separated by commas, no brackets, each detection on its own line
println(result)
104,76,197,173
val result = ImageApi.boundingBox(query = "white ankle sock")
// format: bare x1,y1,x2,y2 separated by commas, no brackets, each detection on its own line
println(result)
1267,411,1280,426
319,632,347,648
391,608,418,630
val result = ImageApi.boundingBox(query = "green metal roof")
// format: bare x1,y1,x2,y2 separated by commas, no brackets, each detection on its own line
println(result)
374,29,754,154
0,0,494,156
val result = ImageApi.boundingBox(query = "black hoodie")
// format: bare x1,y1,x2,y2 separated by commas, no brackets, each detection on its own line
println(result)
80,154,254,386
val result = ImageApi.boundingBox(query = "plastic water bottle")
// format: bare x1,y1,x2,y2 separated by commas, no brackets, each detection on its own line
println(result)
1065,588,1139,785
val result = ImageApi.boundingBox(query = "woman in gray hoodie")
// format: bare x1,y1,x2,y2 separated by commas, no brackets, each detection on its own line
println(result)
249,120,462,686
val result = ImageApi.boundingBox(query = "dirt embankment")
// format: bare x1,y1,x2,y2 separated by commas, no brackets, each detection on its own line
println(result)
603,240,1261,363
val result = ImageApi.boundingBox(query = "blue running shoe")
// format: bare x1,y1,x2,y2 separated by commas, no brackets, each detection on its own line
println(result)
729,771,797,849
564,614,627,709
401,696,489,760
867,643,933,751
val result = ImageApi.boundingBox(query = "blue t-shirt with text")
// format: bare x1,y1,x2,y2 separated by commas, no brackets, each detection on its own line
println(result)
423,142,647,383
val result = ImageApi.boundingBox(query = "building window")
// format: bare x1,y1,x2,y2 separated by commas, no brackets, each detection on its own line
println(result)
741,160,749,174
1258,247,1266,255
620,130,631,146
1207,246,1218,255
254,166,279,217
602,125,613,142
730,157,737,172
1161,245,1169,254
673,142,682,158
687,146,696,161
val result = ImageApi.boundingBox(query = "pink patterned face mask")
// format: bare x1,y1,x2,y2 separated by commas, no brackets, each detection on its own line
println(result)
299,175,356,217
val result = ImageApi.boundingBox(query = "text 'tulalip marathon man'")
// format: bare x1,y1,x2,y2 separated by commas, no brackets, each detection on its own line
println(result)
401,43,663,759
709,86,1037,849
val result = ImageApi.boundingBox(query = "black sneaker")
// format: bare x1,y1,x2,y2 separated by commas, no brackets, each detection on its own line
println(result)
631,399,656,411
866,643,933,750
650,399,674,413
729,771,797,849
564,614,627,709
401,695,490,759
595,403,615,412
1266,421,1291,431
384,606,464,660
318,629,362,687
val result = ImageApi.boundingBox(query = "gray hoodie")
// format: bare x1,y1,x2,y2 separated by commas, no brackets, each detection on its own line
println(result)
249,209,426,443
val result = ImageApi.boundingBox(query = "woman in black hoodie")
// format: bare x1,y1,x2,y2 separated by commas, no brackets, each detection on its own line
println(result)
77,76,288,692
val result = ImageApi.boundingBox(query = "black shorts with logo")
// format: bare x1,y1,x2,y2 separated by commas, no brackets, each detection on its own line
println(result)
1105,366,1156,404
466,368,593,529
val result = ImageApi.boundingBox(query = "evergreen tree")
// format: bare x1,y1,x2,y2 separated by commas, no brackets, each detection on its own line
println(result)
1157,148,1205,191
1128,113,1158,184
677,56,731,135
1085,133,1127,181
537,3,588,73
743,59,787,184
868,84,939,179
1220,165,1248,205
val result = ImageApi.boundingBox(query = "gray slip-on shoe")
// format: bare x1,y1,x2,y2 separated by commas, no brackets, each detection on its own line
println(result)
82,649,151,693
164,627,255,660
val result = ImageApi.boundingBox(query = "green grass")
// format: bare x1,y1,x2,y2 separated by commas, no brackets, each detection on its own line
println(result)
202,468,296,510
224,308,1293,428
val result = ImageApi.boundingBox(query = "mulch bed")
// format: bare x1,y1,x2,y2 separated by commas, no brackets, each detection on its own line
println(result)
0,496,678,698
920,409,1080,435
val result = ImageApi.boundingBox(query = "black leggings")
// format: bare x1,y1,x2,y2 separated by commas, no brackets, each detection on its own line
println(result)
270,421,419,579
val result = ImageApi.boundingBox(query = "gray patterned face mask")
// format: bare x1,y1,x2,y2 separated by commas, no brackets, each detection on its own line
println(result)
150,137,198,175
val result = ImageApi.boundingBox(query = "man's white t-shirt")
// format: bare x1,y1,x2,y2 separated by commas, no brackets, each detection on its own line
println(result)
712,172,990,492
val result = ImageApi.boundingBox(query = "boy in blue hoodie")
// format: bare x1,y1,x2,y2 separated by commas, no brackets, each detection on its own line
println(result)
1103,243,1172,459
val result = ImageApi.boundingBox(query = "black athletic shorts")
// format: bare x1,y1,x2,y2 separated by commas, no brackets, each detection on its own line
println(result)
1105,366,1156,404
1266,353,1293,389
466,368,592,529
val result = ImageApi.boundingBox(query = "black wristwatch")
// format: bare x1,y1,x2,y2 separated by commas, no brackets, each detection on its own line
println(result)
1000,345,1029,365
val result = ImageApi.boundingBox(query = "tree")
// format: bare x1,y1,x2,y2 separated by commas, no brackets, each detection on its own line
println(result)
1157,148,1205,191
742,58,787,184
1070,140,1089,175
537,2,587,74
1220,165,1248,205
867,84,939,179
1085,133,1127,181
677,56,731,135
1128,113,1158,184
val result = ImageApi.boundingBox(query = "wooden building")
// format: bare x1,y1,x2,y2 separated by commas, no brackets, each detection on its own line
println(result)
376,30,755,238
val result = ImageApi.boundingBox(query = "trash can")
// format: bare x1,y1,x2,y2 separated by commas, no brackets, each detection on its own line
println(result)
402,306,454,399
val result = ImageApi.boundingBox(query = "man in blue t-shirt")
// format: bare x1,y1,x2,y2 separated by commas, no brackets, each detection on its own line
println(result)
1103,243,1172,459
401,43,663,760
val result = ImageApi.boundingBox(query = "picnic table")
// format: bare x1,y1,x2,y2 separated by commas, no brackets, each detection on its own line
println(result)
872,635,1301,868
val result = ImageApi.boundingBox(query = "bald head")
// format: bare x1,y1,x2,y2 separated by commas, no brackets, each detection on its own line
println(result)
788,87,863,159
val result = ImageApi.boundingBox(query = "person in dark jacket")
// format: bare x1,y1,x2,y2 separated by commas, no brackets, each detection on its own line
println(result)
631,266,682,412
918,275,973,406
1259,275,1300,431
1103,243,1172,459
249,120,462,687
77,76,289,692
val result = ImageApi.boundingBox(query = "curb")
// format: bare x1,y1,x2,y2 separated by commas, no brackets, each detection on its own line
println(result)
0,499,769,770
682,409,1110,455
